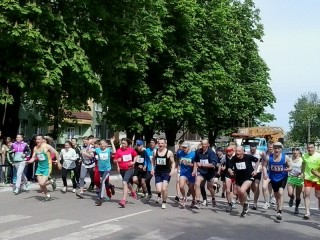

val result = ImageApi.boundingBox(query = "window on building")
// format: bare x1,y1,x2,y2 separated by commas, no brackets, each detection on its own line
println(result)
95,125,101,138
66,127,75,140
95,103,102,112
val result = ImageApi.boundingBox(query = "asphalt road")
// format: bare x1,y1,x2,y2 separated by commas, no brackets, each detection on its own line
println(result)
0,175,319,240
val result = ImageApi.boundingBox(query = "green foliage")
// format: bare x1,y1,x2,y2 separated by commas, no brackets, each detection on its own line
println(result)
288,92,320,144
0,0,102,135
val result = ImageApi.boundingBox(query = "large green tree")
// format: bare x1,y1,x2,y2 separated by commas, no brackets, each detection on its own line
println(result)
0,0,102,138
289,92,320,144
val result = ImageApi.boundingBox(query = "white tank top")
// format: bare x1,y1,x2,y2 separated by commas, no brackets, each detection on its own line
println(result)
290,157,302,177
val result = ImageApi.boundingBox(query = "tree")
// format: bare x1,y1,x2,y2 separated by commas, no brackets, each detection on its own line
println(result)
289,92,320,144
0,0,102,138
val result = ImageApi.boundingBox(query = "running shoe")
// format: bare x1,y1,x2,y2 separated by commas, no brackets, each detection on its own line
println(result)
190,200,196,209
175,196,180,202
43,195,52,202
25,182,31,191
76,191,84,199
226,203,233,212
202,200,208,206
276,212,282,220
221,192,225,198
231,202,237,209
194,202,201,209
72,188,76,193
270,197,276,206
95,198,102,206
294,207,299,214
146,194,152,202
119,199,126,207
252,204,258,210
51,178,57,191
212,198,217,208
62,187,67,193
110,185,115,195
105,196,110,201
243,203,249,214
180,197,186,207
156,196,161,204
289,196,294,207
262,202,270,210
303,213,310,220
87,186,94,192
162,203,166,209
13,188,19,195
131,191,137,200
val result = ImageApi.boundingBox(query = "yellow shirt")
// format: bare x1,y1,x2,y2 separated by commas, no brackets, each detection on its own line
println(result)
303,152,320,182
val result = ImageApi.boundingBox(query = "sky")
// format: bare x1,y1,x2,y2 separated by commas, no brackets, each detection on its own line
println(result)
254,0,320,132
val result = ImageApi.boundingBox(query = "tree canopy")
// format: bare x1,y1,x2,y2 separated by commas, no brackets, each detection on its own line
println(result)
288,92,320,144
0,0,275,144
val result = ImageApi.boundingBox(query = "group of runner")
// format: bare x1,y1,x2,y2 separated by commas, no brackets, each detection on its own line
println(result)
2,133,320,221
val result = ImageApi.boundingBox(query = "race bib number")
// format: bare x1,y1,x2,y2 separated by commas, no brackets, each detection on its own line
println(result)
14,152,23,161
156,157,166,165
137,157,144,163
251,162,256,168
236,162,246,170
99,153,109,161
122,154,132,162
270,164,284,172
200,159,209,165
37,153,46,161
181,158,192,164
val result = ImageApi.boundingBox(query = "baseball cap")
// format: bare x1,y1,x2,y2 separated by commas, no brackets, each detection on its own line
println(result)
216,147,224,152
181,142,191,148
273,142,283,149
136,140,144,146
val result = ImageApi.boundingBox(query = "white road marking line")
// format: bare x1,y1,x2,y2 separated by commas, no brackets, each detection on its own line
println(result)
206,237,233,240
0,215,32,224
83,209,153,228
51,224,122,240
0,219,79,240
132,230,185,240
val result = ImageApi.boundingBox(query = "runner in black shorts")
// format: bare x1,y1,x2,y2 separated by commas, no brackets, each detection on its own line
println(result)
229,146,259,217
246,143,266,210
132,140,149,198
193,140,218,209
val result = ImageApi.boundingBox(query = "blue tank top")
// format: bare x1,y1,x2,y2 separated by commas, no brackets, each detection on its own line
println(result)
269,153,287,182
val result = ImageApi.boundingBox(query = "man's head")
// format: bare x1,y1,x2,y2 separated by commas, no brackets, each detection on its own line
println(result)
181,141,190,154
307,142,315,155
235,146,244,158
250,143,257,153
150,138,157,149
158,138,167,150
216,147,224,157
201,139,209,150
268,141,274,154
225,146,234,157
136,140,144,151
273,142,283,155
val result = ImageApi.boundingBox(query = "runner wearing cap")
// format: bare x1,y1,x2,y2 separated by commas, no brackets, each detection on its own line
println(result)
133,140,150,198
177,141,196,208
287,147,303,214
246,143,265,210
263,142,292,220
302,142,320,220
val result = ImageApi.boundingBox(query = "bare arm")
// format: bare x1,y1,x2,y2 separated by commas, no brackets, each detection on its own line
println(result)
262,155,269,179
311,168,320,178
285,155,292,171
110,137,116,153
169,151,176,176
28,147,37,164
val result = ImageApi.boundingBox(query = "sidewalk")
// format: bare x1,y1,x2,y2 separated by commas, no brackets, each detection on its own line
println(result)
0,171,122,193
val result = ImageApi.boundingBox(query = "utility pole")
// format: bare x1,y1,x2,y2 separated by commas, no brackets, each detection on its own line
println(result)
307,118,311,143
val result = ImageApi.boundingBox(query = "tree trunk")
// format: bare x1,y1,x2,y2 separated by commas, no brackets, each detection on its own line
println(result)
164,127,177,151
0,85,22,138
144,126,154,144
208,129,219,147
